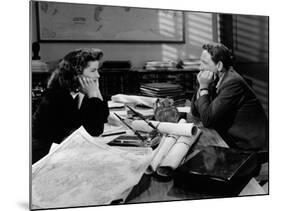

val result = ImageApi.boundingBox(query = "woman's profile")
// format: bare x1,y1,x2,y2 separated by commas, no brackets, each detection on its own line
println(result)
32,48,109,164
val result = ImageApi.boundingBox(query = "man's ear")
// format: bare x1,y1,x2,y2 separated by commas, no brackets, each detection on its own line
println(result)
217,61,223,72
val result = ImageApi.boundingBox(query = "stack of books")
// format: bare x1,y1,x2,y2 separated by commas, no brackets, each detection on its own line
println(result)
179,59,201,71
144,60,177,70
140,83,186,105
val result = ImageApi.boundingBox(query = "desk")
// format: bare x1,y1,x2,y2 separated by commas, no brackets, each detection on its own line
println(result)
125,174,265,204
32,105,267,208
123,126,266,204
106,103,267,203
104,115,266,204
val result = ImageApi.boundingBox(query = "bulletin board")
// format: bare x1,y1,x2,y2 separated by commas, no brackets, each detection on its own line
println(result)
37,1,185,42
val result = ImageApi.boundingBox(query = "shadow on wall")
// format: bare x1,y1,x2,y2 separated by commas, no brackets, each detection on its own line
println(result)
237,63,269,117
160,12,215,61
233,15,268,63
232,15,269,116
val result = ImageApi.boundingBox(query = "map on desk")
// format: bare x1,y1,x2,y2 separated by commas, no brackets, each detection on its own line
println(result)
37,2,184,41
32,126,153,209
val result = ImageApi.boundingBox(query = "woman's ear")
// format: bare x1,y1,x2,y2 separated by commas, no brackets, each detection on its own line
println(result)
217,61,223,72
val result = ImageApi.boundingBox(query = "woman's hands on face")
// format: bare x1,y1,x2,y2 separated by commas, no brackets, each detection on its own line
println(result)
78,76,103,100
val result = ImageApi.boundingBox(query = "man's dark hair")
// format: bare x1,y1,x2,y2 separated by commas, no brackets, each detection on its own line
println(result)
202,43,234,69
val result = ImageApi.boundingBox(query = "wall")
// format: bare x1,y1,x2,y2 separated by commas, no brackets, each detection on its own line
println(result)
31,3,268,115
232,15,269,116
31,2,217,68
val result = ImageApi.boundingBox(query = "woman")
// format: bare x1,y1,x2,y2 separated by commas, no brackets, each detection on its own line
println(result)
32,48,109,164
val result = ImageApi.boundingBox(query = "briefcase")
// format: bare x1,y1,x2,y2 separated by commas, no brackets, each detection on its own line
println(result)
174,146,259,196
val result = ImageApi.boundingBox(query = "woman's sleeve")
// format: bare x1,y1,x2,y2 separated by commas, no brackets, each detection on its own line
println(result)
32,93,56,164
80,97,109,136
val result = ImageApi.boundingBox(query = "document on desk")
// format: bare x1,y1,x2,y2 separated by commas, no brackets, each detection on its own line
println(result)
111,94,158,108
107,110,128,126
108,100,125,109
32,126,153,209
102,123,127,140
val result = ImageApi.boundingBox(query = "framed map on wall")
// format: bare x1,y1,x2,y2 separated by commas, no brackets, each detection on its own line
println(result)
37,1,185,42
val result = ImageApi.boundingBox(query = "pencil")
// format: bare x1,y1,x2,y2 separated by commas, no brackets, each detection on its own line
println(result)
101,131,126,137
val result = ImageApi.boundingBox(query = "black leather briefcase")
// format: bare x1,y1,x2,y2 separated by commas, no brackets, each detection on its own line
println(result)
174,146,259,196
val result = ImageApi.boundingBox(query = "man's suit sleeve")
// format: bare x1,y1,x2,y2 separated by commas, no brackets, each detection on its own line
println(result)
194,79,244,128
80,98,109,136
190,91,200,118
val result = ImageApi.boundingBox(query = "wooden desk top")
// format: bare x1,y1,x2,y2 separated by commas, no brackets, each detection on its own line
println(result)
125,173,265,204
123,127,266,204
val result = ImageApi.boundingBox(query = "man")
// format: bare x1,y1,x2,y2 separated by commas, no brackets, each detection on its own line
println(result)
191,42,268,151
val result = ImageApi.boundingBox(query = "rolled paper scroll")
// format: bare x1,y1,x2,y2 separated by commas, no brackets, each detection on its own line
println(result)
145,135,178,174
156,129,202,177
145,119,187,174
131,120,198,137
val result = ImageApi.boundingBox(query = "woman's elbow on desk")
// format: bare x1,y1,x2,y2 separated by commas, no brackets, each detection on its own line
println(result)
84,124,104,137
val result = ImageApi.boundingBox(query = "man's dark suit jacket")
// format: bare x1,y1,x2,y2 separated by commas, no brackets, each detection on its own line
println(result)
32,88,109,164
191,68,268,151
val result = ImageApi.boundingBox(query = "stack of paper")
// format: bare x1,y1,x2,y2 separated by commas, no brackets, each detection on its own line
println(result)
111,94,158,108
144,60,177,70
140,83,183,97
140,83,186,106
179,59,201,71
107,101,125,109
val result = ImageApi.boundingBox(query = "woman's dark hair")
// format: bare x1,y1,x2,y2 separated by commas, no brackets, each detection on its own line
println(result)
47,48,103,92
202,43,234,69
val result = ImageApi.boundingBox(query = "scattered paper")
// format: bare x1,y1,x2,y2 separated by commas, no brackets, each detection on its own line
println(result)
177,106,191,113
102,123,126,135
108,101,125,109
107,110,128,126
32,127,153,209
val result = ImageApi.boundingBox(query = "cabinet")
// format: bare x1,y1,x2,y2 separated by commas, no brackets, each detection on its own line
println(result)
99,68,199,100
130,68,199,99
99,69,131,100
32,72,51,114
31,68,199,112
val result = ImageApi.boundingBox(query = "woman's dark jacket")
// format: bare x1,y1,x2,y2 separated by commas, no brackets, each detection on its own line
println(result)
32,88,109,164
